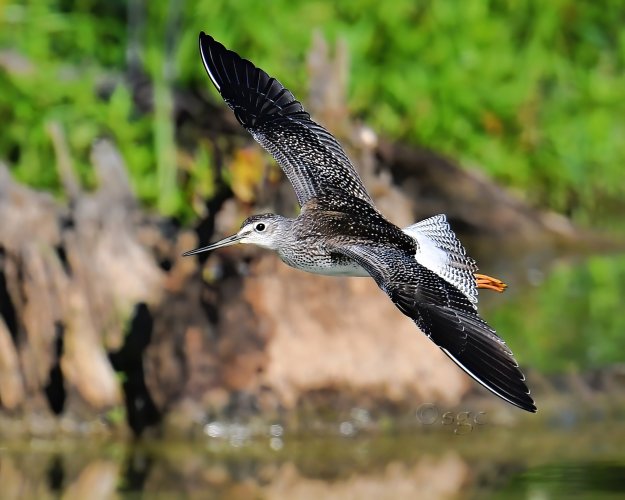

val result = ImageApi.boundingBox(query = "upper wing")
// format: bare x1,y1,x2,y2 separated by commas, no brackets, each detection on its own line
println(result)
199,32,373,207
333,243,536,413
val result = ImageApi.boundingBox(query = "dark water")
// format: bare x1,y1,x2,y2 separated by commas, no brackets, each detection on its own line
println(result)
1,422,624,499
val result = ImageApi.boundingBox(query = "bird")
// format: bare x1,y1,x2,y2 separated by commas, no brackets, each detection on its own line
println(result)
184,32,536,413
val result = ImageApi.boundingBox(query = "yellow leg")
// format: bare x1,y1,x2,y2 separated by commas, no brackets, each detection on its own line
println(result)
474,273,508,293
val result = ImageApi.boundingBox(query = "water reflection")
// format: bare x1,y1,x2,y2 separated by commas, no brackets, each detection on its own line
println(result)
499,462,625,499
0,453,120,500
261,455,468,499
1,424,624,498
0,449,471,499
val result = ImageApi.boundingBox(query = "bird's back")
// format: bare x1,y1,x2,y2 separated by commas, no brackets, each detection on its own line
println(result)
272,192,415,276
299,193,415,251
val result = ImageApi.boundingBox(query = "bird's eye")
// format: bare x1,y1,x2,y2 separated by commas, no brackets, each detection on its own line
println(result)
255,223,266,232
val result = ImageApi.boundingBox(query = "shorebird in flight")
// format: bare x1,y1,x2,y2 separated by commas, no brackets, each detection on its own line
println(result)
184,32,536,412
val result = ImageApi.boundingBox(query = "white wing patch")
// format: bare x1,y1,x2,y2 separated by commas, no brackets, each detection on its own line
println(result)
403,215,479,306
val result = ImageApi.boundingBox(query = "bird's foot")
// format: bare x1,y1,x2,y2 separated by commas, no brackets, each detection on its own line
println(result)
475,273,508,292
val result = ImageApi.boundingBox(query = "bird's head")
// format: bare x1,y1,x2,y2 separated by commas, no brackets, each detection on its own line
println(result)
182,213,290,256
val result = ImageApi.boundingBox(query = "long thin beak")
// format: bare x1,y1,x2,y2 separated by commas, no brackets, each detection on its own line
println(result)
182,233,244,256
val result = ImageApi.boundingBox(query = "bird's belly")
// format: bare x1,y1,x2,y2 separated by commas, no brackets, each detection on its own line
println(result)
278,252,369,277
303,261,370,277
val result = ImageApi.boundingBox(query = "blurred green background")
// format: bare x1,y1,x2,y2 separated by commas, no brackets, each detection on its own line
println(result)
1,0,624,372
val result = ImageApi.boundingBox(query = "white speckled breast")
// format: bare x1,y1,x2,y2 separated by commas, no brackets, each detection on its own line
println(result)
277,246,369,277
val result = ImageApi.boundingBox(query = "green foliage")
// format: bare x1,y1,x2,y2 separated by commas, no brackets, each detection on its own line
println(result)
2,0,624,224
104,404,127,427
487,253,625,373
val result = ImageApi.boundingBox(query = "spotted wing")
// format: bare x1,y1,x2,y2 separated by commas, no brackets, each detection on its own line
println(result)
198,32,373,207
333,243,536,412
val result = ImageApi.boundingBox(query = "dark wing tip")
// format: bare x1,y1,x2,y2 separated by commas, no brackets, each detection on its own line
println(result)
198,32,308,128
388,269,536,412
426,305,537,413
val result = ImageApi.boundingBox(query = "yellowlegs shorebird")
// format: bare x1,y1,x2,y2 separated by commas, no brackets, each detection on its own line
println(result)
184,33,536,412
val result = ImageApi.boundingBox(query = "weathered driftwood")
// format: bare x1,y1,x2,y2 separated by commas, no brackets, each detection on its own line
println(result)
0,315,23,410
0,129,164,427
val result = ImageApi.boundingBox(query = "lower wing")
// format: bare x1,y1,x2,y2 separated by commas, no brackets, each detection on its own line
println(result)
333,243,536,412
